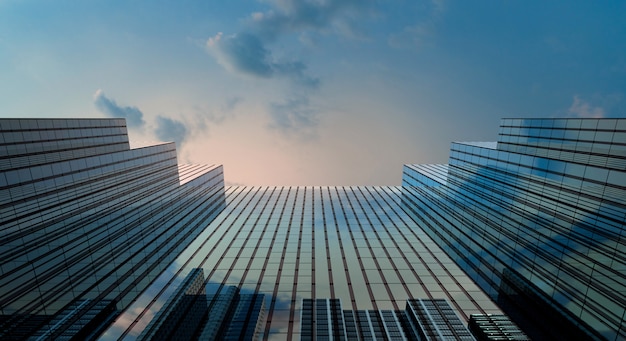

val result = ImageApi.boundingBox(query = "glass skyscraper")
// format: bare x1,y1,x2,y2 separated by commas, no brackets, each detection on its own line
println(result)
102,185,506,340
1,117,623,340
0,119,225,339
402,118,625,340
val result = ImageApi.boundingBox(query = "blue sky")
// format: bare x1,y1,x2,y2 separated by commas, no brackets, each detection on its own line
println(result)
1,0,625,185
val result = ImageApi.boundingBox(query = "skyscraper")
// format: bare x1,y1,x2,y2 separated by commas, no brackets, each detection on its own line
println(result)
101,185,507,340
1,117,623,340
402,118,626,340
0,119,225,339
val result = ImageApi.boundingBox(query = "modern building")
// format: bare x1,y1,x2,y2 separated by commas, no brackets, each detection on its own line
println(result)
102,185,506,340
137,268,208,340
403,298,476,340
402,118,626,340
468,313,530,341
300,298,481,340
0,119,225,339
1,117,623,340
137,269,266,340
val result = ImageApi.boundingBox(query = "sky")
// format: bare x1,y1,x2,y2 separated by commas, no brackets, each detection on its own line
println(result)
1,0,625,186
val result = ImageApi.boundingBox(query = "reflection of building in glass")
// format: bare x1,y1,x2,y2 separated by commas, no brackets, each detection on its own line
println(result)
2,117,624,340
204,287,266,341
402,118,626,340
139,268,266,340
301,298,481,340
468,313,529,341
404,298,475,340
139,268,208,340
30,299,117,340
0,119,225,339
108,185,509,339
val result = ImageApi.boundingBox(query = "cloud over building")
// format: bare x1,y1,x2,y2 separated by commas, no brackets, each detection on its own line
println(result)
155,115,189,147
93,90,146,129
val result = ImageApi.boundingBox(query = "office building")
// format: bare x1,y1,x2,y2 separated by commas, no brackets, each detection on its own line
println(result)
403,298,476,340
102,185,506,340
2,117,622,340
300,298,478,340
137,269,266,340
0,119,225,339
468,314,529,341
138,268,208,340
402,118,626,340
4,119,503,340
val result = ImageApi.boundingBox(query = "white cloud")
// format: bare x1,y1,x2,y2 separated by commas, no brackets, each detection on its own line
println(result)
268,95,318,138
204,0,379,136
568,95,605,118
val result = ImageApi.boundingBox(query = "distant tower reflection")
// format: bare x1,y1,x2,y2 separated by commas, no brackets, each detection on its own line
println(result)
138,268,266,341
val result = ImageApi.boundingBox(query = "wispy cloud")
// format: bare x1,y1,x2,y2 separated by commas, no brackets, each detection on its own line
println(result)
155,116,189,147
205,0,378,134
222,96,243,113
269,95,318,139
93,90,190,146
248,0,376,40
388,0,446,48
207,32,272,77
206,32,319,88
567,95,605,118
190,97,244,135
93,89,145,128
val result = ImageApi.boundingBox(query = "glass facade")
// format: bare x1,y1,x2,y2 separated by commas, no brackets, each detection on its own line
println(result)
402,118,626,340
135,267,268,340
138,268,208,340
0,119,225,339
404,298,475,340
468,314,530,341
102,186,503,340
300,298,481,340
4,117,622,340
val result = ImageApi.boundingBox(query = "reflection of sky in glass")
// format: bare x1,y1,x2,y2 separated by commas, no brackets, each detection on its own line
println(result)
401,118,626,339
0,119,228,340
103,186,502,340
